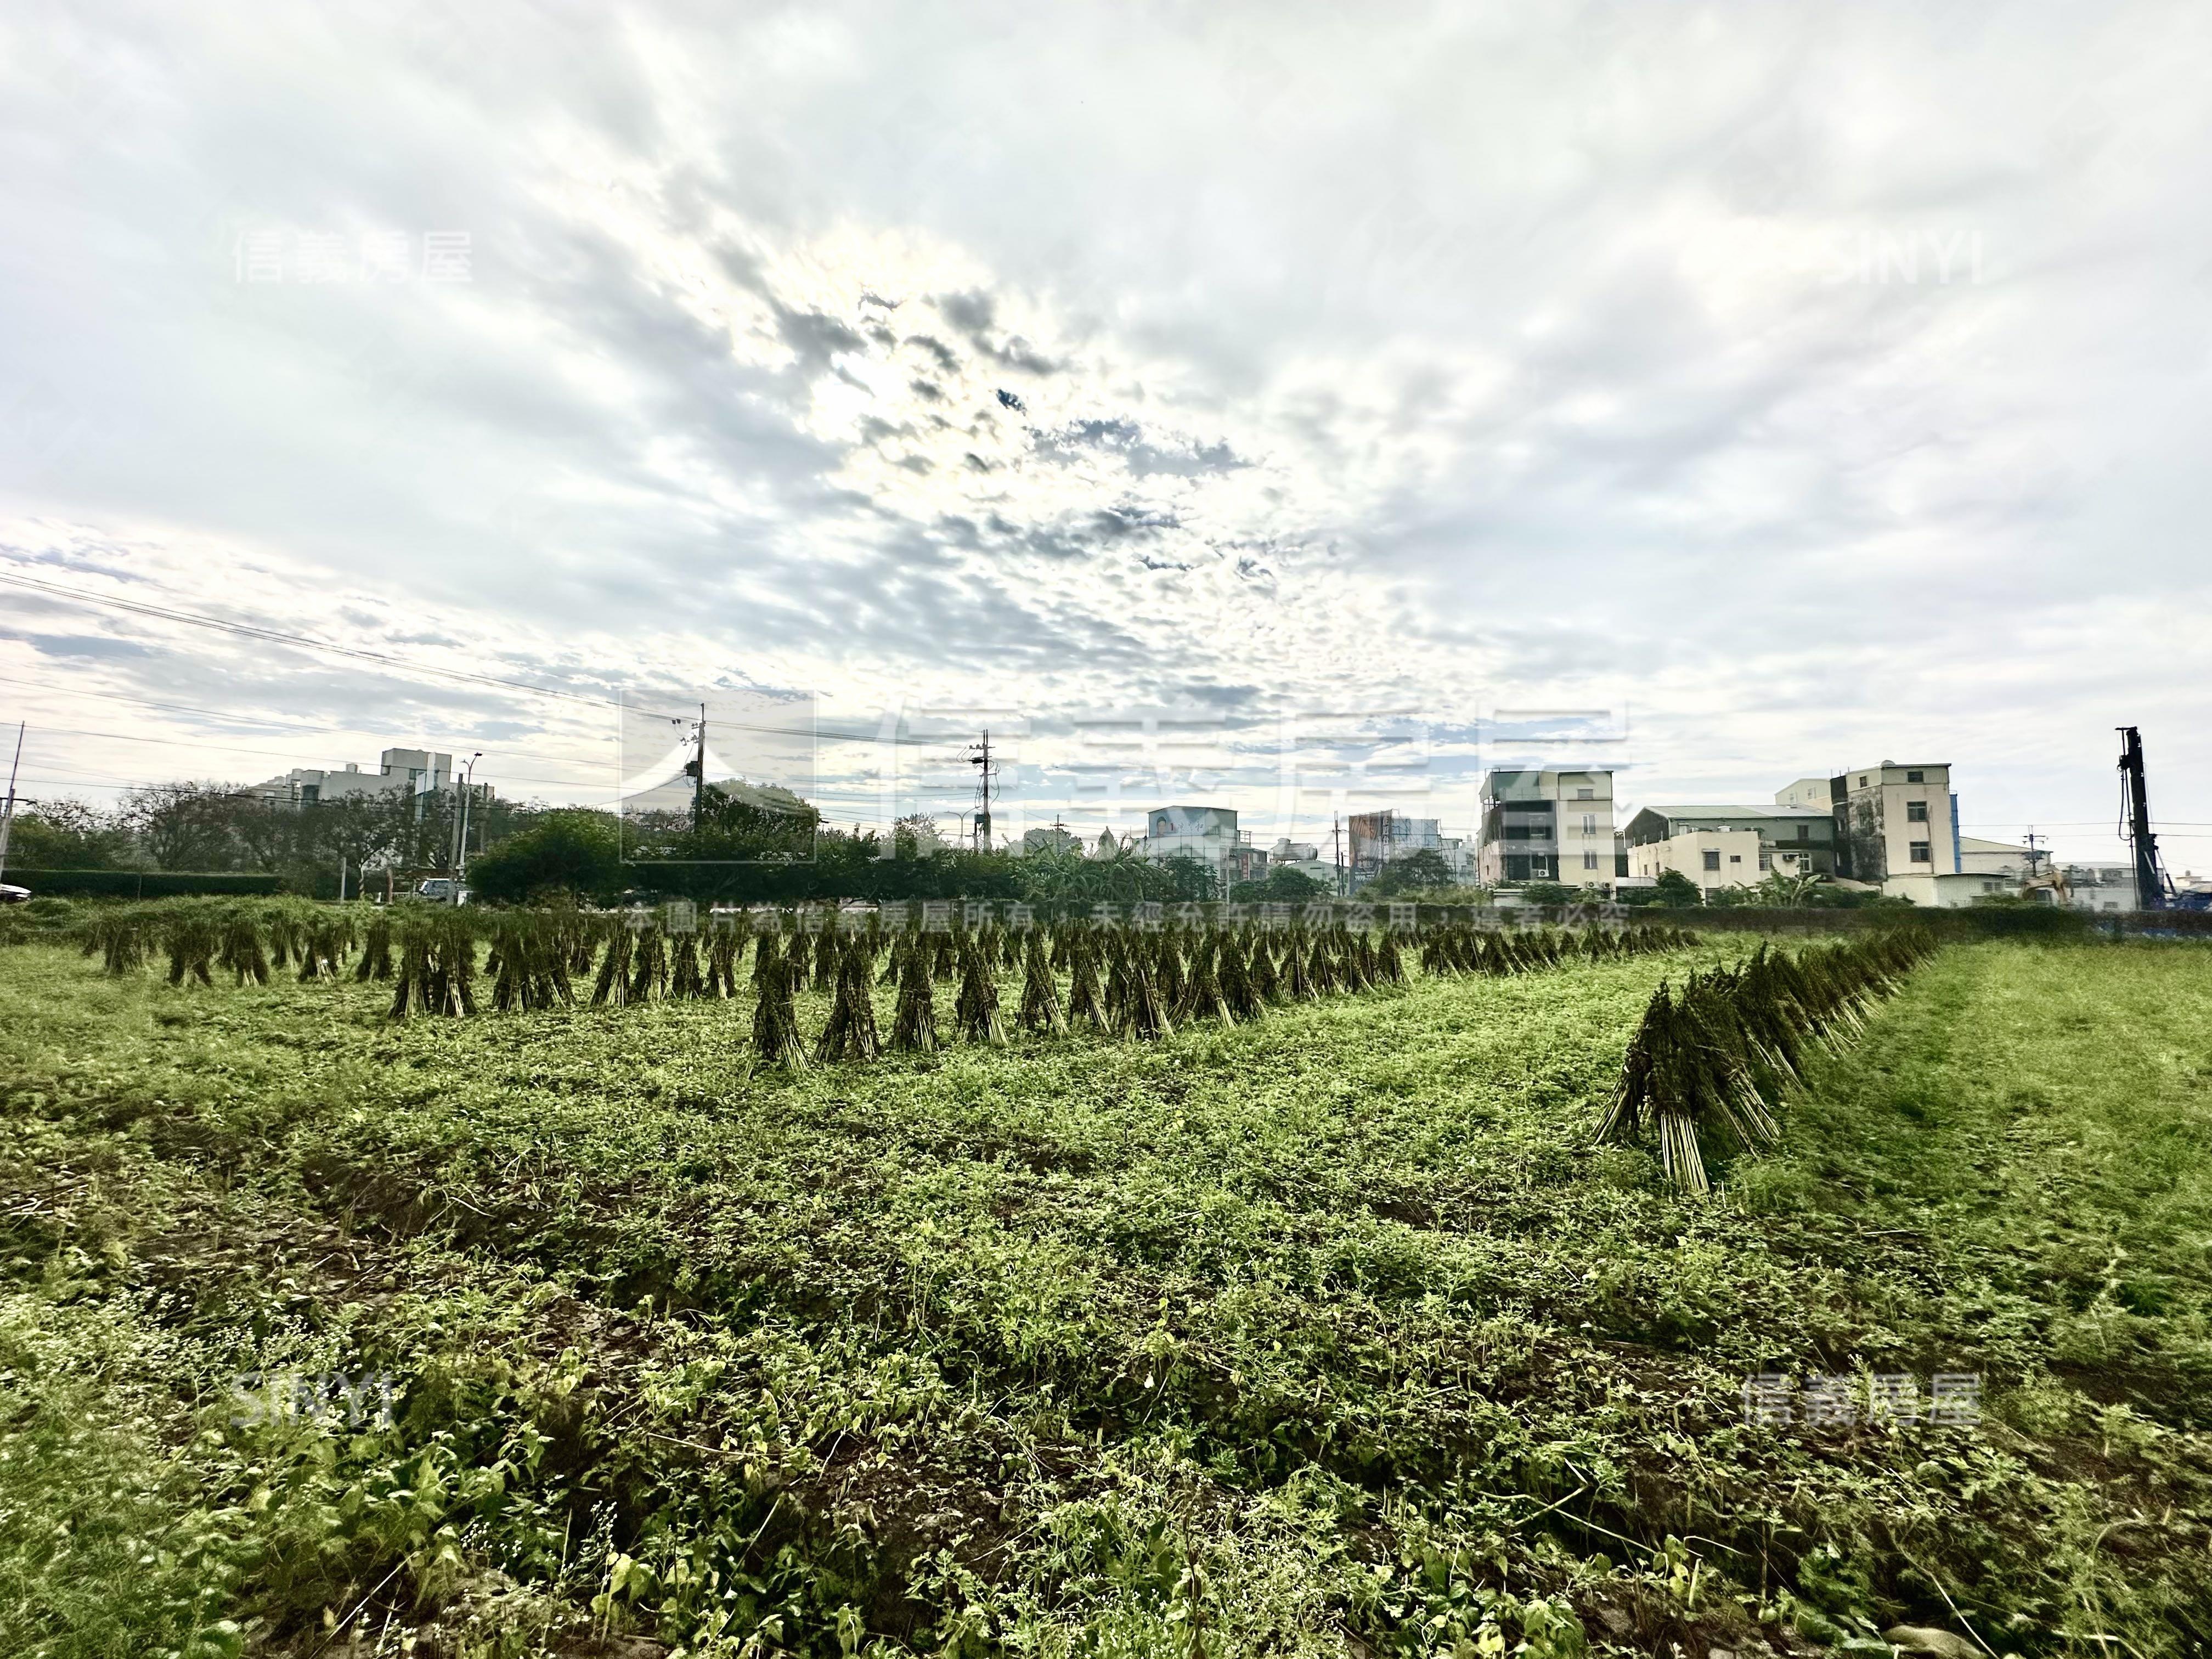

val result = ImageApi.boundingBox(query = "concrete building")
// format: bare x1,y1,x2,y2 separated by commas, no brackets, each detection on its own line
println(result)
1268,837,1335,889
1348,809,1475,885
1620,804,1832,894
1626,826,1767,895
1477,769,1615,887
1622,804,1836,881
251,747,458,809
1895,836,2036,904
1819,762,1961,905
1959,836,2033,878
2061,864,2139,914
1138,805,1265,891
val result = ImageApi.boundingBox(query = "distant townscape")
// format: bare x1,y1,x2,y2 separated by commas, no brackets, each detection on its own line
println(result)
8,735,2199,915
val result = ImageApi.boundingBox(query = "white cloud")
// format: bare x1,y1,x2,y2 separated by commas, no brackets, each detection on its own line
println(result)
2,0,2209,860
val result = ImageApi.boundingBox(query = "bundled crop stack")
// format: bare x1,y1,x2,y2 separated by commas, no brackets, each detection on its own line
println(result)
80,907,151,977
1420,919,1695,979
1017,928,1067,1036
487,915,573,1012
217,907,272,985
162,907,217,986
295,915,354,981
388,912,479,1019
749,952,809,1073
706,926,746,996
354,916,394,981
815,935,883,1063
954,934,1008,1046
890,934,941,1053
1065,931,1109,1033
592,924,637,1008
1598,928,1938,1193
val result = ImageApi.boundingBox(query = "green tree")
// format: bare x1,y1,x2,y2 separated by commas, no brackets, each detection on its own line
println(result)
466,810,625,903
1158,851,1219,901
1652,868,1702,906
1229,865,1328,904
1364,848,1454,896
1754,868,1828,907
1,799,132,870
120,783,250,870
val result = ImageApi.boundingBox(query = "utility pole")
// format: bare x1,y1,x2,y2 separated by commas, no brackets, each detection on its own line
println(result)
450,752,483,899
1332,812,1344,896
2023,828,2045,881
968,730,995,854
0,722,22,884
2117,726,2170,911
690,703,707,833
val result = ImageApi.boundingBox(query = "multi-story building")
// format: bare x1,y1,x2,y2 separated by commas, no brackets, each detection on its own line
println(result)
1268,837,1335,889
2060,863,2140,914
1620,803,1835,894
250,747,459,809
1810,763,1961,904
1477,769,1615,887
1347,810,1475,885
1958,837,2033,881
1138,805,1265,891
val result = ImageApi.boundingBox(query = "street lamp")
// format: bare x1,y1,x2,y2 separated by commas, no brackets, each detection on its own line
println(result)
450,752,483,899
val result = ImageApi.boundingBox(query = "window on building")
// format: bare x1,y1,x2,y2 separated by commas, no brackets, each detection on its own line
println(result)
1758,851,1772,871
1582,850,1599,870
1910,841,1932,864
1576,787,1594,799
1581,814,1596,834
1906,800,1928,822
1858,776,1867,787
1906,770,1925,782
1729,854,1742,864
1702,850,1721,871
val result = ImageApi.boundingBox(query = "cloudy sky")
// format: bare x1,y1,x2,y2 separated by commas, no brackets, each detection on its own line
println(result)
4,1,2210,863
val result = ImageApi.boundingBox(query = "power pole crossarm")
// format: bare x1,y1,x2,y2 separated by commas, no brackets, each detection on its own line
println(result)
969,729,995,854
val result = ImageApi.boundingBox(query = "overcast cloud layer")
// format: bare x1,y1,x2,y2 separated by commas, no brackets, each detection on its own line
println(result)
3,1,2210,860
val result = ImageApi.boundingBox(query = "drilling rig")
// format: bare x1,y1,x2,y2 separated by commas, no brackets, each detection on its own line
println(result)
2117,726,2174,912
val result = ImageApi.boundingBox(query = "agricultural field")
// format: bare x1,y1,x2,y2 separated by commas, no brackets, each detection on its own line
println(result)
2,909,2209,1659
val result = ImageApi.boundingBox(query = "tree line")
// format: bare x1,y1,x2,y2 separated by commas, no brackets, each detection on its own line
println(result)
4,783,520,895
8,780,1889,908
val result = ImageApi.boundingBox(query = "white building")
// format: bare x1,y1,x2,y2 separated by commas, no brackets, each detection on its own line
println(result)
1477,769,1616,887
1269,837,1335,888
1347,809,1476,886
1137,805,1264,891
1621,804,1836,891
2061,864,2140,913
251,747,459,809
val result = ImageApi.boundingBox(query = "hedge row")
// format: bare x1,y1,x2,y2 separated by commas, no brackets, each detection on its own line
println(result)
0,869,285,898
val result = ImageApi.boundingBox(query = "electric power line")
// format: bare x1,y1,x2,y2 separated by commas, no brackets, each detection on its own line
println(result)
2,569,974,748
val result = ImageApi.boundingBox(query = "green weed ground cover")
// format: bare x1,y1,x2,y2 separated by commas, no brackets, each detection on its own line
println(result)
2,938,2208,1657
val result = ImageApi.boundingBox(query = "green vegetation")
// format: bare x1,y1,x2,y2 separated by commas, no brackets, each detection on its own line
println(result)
2,918,2208,1657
